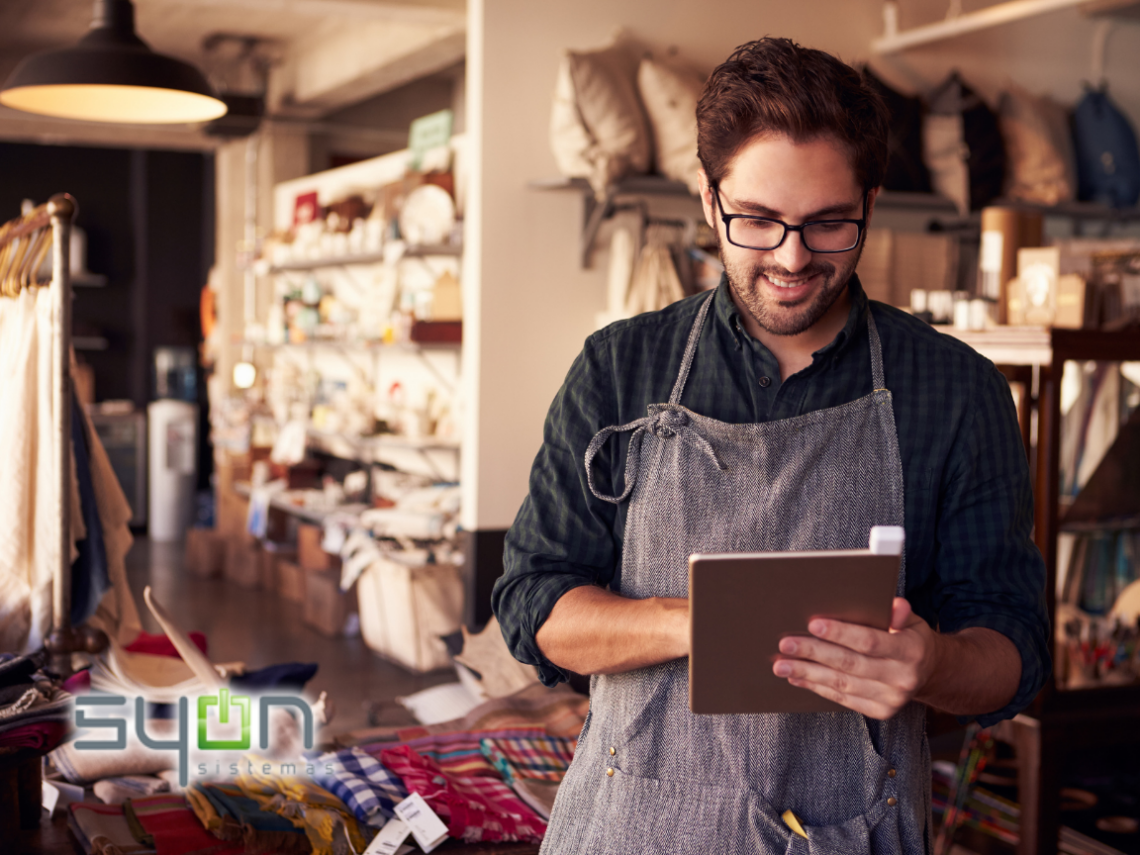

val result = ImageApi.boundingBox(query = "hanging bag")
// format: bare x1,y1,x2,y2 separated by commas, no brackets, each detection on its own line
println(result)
1072,86,1140,208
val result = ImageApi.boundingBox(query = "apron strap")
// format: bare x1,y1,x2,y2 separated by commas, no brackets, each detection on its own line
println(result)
585,418,651,504
867,307,887,393
668,289,717,405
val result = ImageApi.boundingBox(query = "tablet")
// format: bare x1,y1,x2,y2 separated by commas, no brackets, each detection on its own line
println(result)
688,547,901,714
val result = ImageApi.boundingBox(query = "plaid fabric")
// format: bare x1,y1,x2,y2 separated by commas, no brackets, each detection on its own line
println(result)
495,274,1050,727
310,746,408,826
380,744,547,844
382,726,549,778
387,683,589,742
479,733,576,784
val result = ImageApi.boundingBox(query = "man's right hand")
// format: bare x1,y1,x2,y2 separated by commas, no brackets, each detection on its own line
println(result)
535,586,690,676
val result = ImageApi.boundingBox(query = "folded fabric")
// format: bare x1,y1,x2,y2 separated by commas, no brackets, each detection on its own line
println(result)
127,793,243,855
365,726,548,780
390,683,589,741
0,689,73,731
309,745,408,827
190,782,311,855
70,802,156,855
123,799,155,847
52,717,177,783
235,755,370,855
512,778,560,821
380,744,547,844
0,719,67,752
480,732,576,784
124,631,209,659
93,775,169,805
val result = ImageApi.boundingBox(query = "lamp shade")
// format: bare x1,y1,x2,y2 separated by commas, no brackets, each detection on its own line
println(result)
0,0,226,124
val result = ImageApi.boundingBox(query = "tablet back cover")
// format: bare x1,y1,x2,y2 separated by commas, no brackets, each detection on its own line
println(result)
689,551,900,714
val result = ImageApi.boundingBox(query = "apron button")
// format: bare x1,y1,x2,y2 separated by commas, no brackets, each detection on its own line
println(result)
606,768,615,777
887,797,898,807
887,768,896,778
609,747,616,756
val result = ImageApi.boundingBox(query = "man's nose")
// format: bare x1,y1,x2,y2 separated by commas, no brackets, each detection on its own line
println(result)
771,229,813,274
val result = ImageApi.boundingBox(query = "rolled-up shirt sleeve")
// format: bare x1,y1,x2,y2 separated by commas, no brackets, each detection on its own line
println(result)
933,361,1051,727
494,333,626,687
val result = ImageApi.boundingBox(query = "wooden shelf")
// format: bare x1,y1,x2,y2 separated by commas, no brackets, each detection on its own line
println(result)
307,428,459,461
241,338,460,352
938,325,1053,365
266,243,461,272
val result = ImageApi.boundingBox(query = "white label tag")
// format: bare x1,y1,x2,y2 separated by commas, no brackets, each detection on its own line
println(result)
42,781,61,816
363,818,412,855
394,793,449,853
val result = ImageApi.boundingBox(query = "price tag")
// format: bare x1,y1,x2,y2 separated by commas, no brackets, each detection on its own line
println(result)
42,781,61,816
363,818,412,855
393,793,448,853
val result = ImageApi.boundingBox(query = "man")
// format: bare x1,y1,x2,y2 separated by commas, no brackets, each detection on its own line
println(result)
494,38,1048,853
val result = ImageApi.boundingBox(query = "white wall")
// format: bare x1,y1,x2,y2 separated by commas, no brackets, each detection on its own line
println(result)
463,0,1140,532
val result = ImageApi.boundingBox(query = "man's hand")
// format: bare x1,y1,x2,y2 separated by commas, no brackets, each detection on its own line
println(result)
771,597,936,720
771,597,1022,720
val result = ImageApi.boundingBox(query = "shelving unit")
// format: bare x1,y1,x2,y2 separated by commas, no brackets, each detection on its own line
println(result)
265,243,462,273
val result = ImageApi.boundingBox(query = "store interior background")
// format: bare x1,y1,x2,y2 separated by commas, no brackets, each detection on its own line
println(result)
4,1,1140,853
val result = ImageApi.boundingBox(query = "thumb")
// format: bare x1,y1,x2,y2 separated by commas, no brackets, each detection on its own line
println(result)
889,597,920,632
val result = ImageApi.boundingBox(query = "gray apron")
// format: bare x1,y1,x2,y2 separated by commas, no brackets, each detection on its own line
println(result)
541,291,930,854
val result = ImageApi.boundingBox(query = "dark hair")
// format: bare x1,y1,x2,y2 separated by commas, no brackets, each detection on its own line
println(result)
696,37,889,191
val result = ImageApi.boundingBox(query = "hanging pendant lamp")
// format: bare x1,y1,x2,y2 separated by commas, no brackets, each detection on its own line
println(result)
0,0,227,124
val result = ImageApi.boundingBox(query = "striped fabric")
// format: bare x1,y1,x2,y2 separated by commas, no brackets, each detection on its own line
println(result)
310,746,408,827
480,733,576,784
360,725,549,778
380,744,547,844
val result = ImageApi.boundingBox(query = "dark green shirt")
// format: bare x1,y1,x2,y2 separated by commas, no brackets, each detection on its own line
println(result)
494,276,1049,726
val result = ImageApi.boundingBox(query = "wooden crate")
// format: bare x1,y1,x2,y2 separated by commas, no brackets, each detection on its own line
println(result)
185,528,224,579
224,533,261,589
259,544,298,593
302,569,357,637
277,560,306,604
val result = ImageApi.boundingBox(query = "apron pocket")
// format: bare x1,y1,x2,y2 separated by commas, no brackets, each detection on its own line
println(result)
786,795,901,855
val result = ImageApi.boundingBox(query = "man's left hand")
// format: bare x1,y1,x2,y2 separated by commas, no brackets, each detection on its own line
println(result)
772,597,938,720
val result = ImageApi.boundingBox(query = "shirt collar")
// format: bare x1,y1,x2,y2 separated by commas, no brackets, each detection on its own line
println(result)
713,273,869,362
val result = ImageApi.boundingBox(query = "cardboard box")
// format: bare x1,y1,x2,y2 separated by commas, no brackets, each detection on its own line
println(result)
277,560,306,603
303,569,357,637
215,488,250,538
224,533,261,589
297,523,340,572
259,543,298,593
357,557,463,673
185,528,225,579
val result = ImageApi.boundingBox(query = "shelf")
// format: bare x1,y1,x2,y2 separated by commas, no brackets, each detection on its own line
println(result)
308,428,459,459
266,243,462,272
241,338,460,351
938,325,1053,365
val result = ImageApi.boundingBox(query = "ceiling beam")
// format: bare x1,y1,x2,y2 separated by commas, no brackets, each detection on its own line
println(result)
150,0,466,27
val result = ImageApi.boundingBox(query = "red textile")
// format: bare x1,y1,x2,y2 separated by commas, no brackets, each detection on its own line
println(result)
0,721,67,752
62,670,91,695
380,745,547,844
129,794,242,855
125,631,209,659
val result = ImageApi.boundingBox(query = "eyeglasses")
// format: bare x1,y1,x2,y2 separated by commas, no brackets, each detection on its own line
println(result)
711,182,866,253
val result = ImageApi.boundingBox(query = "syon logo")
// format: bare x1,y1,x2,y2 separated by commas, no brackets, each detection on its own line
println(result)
74,690,314,786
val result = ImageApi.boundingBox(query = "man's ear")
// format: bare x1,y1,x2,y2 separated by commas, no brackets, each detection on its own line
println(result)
697,168,717,232
865,186,880,226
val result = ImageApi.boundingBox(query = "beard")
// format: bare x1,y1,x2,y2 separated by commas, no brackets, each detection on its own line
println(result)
719,233,864,337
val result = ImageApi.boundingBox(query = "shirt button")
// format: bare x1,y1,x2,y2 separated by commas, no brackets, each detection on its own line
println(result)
608,747,616,756
759,376,771,388
606,768,615,777
887,797,898,807
887,769,896,778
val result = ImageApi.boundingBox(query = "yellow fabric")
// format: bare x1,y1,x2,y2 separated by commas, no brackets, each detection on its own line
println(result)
236,756,368,855
186,785,223,836
782,808,808,839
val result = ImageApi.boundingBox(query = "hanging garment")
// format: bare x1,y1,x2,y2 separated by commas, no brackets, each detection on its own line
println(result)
625,238,687,317
71,394,112,627
542,291,927,853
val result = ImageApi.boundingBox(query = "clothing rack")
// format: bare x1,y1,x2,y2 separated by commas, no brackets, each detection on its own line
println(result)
0,194,106,674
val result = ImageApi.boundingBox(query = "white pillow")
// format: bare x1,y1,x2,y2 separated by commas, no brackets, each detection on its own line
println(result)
549,41,651,197
637,57,705,194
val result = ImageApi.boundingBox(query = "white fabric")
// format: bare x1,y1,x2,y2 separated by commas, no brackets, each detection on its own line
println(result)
637,57,705,194
0,287,78,652
625,241,686,316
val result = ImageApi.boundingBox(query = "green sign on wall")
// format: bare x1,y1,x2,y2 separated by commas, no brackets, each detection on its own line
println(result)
408,109,454,170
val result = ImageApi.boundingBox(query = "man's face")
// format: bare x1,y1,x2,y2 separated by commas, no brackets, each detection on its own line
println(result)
699,133,873,337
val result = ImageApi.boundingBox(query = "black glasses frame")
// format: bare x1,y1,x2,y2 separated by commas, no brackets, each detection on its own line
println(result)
711,182,867,253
